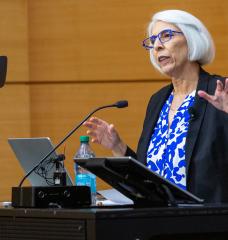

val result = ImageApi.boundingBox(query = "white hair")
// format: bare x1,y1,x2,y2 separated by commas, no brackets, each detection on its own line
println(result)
148,10,215,72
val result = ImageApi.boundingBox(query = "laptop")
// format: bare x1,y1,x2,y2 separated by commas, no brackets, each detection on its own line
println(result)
8,137,73,186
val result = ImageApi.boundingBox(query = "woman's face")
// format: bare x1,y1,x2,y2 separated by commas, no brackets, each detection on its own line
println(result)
151,21,188,76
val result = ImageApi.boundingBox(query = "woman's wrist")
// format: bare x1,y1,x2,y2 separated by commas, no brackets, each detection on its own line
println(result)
111,141,127,157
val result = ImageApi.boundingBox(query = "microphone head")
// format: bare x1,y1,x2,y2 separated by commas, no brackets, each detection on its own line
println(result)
115,100,128,108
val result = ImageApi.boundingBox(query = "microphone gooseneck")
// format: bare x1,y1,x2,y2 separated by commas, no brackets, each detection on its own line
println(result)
18,100,128,187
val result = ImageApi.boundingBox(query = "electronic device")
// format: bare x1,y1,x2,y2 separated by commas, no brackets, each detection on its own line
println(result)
12,186,91,208
8,137,73,186
74,157,204,207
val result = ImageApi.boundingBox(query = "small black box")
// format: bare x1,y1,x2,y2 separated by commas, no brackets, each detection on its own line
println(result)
12,186,91,208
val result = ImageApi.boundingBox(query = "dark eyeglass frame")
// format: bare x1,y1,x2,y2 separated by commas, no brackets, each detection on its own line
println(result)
142,29,183,50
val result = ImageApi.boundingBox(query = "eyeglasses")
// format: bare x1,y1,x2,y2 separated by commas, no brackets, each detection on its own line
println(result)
142,29,183,50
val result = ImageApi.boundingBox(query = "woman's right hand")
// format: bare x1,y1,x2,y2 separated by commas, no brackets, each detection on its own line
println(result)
83,117,127,156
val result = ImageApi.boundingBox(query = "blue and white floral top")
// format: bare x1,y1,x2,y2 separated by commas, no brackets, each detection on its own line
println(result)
146,90,196,190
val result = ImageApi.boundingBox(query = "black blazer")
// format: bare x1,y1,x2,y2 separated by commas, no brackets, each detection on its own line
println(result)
126,69,228,203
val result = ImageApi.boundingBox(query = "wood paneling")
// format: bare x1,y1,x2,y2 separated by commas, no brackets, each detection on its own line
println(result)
0,0,29,82
0,85,30,201
0,0,30,201
28,0,80,81
28,0,228,82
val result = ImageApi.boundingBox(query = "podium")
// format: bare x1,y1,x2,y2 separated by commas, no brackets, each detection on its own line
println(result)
1,205,228,239
1,157,228,239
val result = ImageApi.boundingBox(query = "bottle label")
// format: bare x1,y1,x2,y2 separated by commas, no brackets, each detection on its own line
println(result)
76,174,91,186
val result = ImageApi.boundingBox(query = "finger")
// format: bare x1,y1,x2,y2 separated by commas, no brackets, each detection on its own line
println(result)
109,123,114,129
83,117,100,125
86,130,98,137
225,78,228,84
198,90,215,102
216,80,224,92
83,122,98,130
91,138,100,144
83,120,95,126
89,117,106,125
225,78,228,93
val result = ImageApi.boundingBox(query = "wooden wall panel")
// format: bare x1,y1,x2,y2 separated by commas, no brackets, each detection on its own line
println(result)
0,0,30,201
0,85,30,201
28,0,228,82
0,0,29,82
30,81,168,189
28,0,80,81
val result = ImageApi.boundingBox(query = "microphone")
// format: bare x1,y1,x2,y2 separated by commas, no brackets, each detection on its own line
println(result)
18,100,128,187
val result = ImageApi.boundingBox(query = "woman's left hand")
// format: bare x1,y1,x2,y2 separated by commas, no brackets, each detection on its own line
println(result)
198,78,228,113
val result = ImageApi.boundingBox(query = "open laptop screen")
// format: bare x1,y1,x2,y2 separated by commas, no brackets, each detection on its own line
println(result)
8,137,73,186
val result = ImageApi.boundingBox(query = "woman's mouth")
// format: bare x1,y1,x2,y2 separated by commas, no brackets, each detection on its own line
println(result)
158,56,171,66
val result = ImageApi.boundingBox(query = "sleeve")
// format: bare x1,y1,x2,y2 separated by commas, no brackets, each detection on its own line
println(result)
124,145,137,159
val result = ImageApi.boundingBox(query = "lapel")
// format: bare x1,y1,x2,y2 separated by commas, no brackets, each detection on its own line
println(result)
140,84,173,165
185,69,210,178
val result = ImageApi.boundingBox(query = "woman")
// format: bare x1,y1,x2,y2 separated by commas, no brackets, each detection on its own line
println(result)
84,10,228,203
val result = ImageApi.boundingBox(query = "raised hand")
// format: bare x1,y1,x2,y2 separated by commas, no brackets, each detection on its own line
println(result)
198,78,228,113
83,117,127,156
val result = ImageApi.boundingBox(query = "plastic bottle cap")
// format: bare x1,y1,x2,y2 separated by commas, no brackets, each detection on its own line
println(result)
80,135,89,143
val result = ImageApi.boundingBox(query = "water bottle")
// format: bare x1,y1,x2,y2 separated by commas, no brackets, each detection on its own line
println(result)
74,136,96,205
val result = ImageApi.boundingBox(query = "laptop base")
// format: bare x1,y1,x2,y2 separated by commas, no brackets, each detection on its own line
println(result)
12,186,91,208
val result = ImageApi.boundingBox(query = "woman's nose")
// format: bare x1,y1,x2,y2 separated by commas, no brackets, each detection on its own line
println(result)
154,38,164,51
